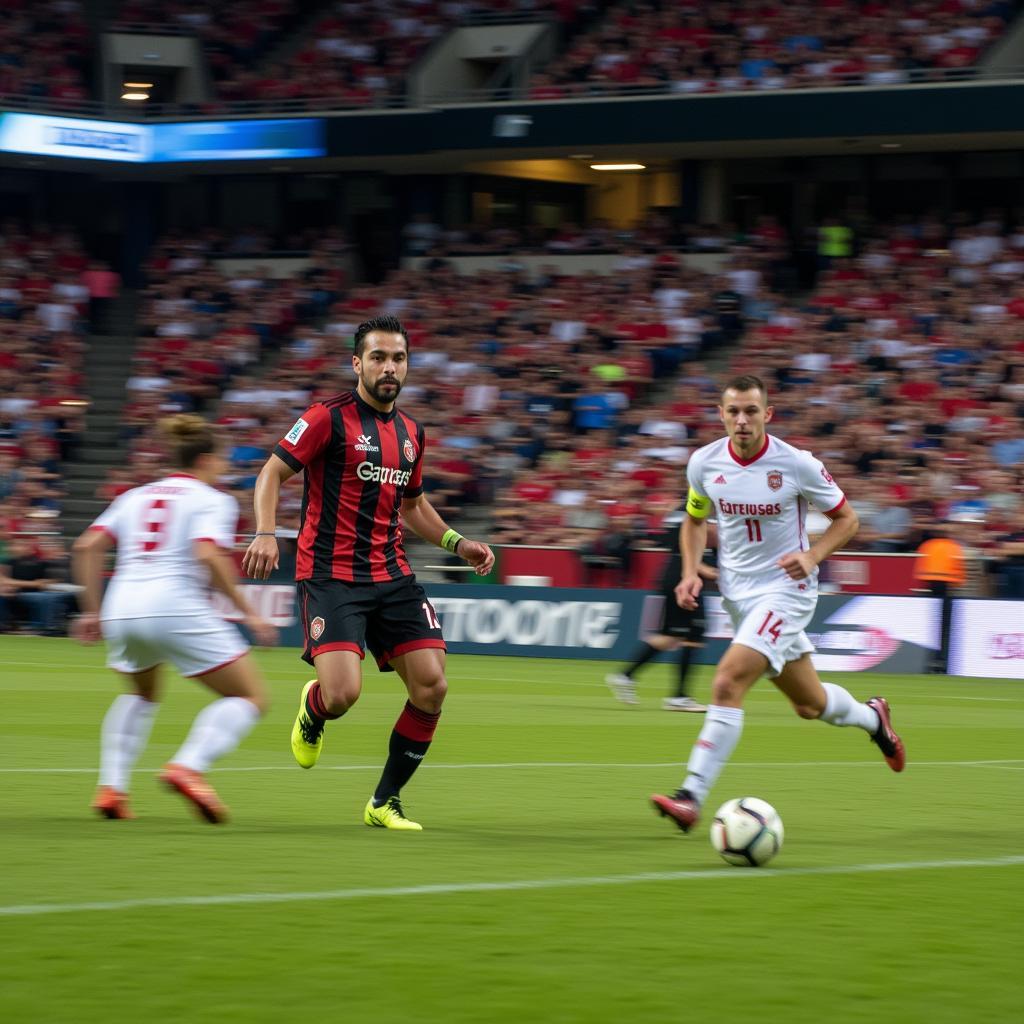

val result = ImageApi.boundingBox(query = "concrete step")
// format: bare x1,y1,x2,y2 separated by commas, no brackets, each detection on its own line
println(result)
75,446,124,466
87,364,131,379
87,383,130,400
86,397,127,414
65,460,121,480
62,497,108,518
81,417,122,434
85,344,135,357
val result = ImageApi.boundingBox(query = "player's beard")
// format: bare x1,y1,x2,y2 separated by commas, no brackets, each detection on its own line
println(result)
365,373,402,404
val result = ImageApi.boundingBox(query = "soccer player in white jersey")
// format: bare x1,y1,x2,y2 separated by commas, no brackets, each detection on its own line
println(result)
651,375,905,833
72,415,276,824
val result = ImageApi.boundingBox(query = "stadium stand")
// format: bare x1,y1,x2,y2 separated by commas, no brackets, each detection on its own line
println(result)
75,208,1024,601
0,221,95,631
110,0,606,108
532,0,1019,97
0,0,92,106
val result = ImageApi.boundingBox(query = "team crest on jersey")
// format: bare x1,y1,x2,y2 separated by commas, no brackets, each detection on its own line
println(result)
821,467,834,484
310,616,325,641
767,470,783,491
403,439,416,462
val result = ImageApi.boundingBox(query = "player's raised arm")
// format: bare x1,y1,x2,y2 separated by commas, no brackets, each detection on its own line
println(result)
401,493,495,576
242,453,296,580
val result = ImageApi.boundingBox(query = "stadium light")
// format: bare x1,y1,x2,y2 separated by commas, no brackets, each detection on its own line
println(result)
122,82,154,89
121,92,150,101
590,163,646,171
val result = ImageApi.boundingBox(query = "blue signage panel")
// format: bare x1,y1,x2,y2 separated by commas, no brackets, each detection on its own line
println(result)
0,112,324,163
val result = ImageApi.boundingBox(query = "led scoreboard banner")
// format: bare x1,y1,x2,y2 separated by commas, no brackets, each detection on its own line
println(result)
0,112,325,163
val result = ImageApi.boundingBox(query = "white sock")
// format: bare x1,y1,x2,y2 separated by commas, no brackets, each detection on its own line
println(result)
820,682,879,733
682,705,745,805
98,694,158,792
172,697,261,774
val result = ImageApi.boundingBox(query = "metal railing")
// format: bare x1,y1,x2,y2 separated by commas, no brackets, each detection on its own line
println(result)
2,62,1023,123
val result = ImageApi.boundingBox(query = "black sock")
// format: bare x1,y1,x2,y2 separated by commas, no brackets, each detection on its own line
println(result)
306,682,343,721
372,701,440,805
674,645,694,698
624,642,659,678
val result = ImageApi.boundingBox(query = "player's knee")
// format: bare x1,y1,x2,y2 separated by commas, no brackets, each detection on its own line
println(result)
320,679,360,715
247,691,270,717
413,674,447,713
711,669,746,705
793,703,821,720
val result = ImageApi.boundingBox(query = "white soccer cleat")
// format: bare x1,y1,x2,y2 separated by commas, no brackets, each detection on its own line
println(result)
662,696,707,713
605,673,639,706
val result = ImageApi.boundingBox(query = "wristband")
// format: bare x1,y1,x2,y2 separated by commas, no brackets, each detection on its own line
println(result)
441,529,464,554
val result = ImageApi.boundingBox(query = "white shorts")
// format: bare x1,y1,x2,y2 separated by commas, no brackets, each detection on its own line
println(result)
102,615,248,678
723,590,816,677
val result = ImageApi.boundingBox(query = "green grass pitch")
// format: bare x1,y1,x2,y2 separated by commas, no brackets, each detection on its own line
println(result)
0,635,1021,1023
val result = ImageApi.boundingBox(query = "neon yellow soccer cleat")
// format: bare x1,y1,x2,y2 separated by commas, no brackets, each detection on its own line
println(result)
364,796,423,831
290,680,325,769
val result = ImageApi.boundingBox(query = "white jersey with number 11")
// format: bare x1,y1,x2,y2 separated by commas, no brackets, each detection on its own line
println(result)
685,434,845,601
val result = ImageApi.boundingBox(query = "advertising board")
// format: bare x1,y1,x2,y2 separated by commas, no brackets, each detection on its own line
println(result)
948,601,1024,679
0,112,325,162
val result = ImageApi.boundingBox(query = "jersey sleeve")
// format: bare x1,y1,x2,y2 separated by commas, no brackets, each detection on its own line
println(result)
90,491,130,542
796,450,846,515
273,403,333,472
684,450,712,520
405,426,426,500
191,493,239,550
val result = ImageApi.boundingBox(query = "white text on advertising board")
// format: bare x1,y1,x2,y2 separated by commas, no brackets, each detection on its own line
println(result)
430,598,620,648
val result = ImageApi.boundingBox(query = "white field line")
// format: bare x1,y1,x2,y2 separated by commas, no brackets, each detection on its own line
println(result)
4,662,1023,703
1,758,1022,775
930,695,1023,702
1,855,1022,919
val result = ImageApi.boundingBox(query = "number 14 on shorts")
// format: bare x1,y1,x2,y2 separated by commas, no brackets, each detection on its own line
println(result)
756,610,784,643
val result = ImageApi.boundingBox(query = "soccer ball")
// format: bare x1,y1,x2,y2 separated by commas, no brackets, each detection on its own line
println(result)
710,797,784,867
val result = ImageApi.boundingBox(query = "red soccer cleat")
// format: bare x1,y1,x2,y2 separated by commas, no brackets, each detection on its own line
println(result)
159,763,229,824
651,791,701,833
92,786,135,820
866,697,906,773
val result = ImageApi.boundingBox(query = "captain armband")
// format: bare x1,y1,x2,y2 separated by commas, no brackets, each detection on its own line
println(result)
685,487,712,520
441,529,464,554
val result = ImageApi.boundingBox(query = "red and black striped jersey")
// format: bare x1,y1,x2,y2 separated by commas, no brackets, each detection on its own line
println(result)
273,391,426,583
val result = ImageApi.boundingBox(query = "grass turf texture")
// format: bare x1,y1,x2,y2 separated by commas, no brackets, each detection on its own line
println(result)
0,635,1021,1024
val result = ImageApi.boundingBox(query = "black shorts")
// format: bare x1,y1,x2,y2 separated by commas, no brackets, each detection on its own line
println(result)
658,585,706,642
297,576,446,671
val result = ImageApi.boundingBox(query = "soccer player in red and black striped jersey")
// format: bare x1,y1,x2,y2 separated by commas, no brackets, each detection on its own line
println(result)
242,315,494,830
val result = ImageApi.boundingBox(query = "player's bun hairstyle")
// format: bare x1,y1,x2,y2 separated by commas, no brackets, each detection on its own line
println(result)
160,414,219,469
722,374,769,405
353,314,410,357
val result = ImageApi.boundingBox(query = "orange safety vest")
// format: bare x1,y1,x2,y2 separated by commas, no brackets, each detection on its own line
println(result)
914,538,966,586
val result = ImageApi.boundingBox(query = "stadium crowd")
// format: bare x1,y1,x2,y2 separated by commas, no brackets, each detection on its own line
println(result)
0,0,91,106
0,221,101,631
5,206,1024,634
529,0,1018,98
2,1,1018,110
113,0,583,109
91,211,1024,600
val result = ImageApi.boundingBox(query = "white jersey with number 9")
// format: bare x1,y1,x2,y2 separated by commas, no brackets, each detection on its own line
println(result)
90,473,239,620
